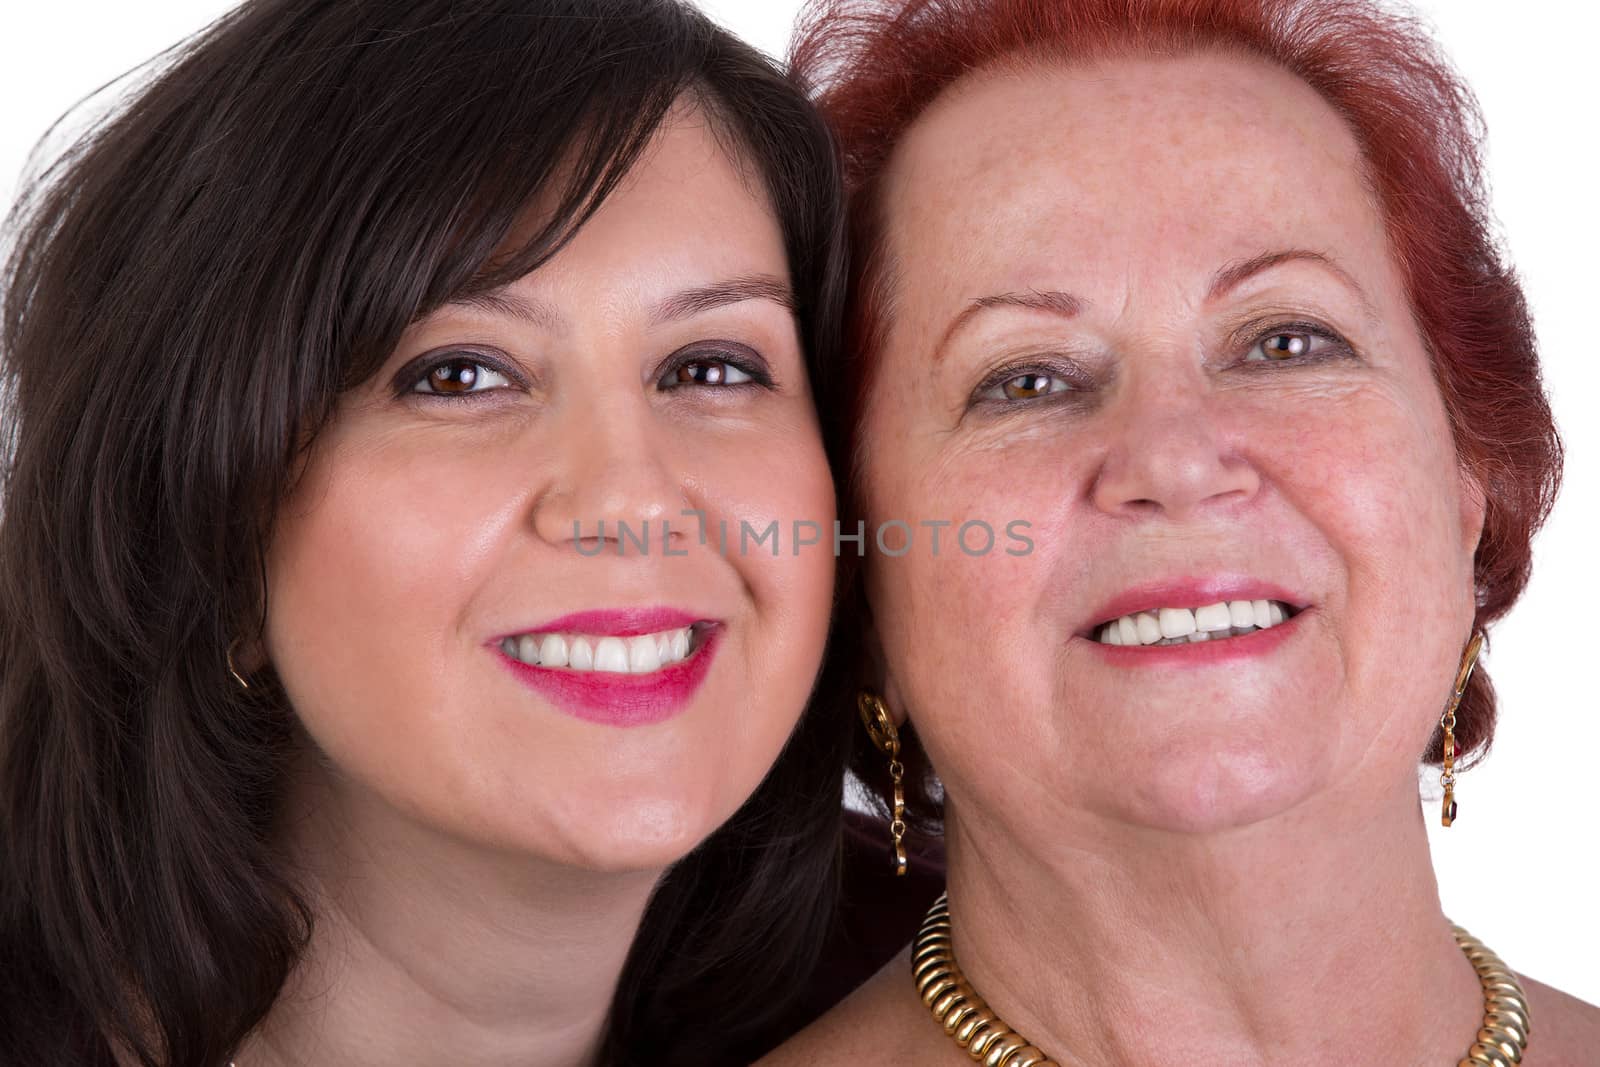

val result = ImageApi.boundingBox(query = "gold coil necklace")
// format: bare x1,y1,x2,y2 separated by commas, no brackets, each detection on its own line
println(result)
911,892,1532,1067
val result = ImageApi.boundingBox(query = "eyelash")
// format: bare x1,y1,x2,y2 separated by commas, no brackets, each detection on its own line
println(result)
655,346,775,392
968,320,1355,408
398,350,524,399
1235,320,1354,366
969,357,1091,409
394,344,776,402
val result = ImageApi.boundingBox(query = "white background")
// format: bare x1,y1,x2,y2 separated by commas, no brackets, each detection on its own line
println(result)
4,1,1595,1003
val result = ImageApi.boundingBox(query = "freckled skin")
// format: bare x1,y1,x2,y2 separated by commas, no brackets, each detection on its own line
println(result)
760,52,1600,1067
264,112,836,874
862,52,1483,836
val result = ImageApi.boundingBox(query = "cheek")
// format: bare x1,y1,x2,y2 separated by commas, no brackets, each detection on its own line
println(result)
268,426,517,650
682,410,836,627
263,426,519,749
628,414,838,840
861,407,1072,749
1274,377,1474,612
1256,375,1479,752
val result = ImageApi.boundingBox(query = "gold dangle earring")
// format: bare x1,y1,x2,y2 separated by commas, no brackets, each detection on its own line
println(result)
1439,631,1484,827
857,691,908,876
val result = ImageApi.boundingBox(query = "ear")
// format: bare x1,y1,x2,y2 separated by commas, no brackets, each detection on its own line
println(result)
1457,461,1488,560
859,601,910,728
234,638,268,675
880,676,910,728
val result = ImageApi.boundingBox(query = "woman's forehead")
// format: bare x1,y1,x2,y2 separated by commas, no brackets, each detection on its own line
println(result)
878,52,1388,305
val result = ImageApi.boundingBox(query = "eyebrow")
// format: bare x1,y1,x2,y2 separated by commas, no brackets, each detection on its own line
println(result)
447,289,562,330
648,272,795,324
933,288,1085,364
442,272,795,330
932,249,1377,364
1208,249,1377,320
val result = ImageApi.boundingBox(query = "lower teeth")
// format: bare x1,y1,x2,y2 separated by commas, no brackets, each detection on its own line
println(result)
1150,625,1260,646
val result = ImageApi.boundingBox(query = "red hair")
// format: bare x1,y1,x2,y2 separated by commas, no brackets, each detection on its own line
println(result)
793,0,1561,765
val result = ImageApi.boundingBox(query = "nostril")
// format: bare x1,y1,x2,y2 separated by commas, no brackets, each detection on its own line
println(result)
1114,497,1166,518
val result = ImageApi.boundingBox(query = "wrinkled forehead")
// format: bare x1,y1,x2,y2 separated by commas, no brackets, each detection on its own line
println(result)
875,50,1393,327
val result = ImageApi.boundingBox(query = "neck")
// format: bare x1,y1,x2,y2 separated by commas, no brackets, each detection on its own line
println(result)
941,776,1483,1067
239,760,659,1067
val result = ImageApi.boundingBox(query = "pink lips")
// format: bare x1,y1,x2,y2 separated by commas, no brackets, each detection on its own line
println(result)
1086,577,1304,629
489,607,719,728
1080,577,1309,668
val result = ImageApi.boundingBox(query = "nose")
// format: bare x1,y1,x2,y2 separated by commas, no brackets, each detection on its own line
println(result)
1089,374,1259,521
530,397,689,556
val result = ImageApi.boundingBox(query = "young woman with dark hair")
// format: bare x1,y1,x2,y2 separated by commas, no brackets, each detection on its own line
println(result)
0,1,858,1063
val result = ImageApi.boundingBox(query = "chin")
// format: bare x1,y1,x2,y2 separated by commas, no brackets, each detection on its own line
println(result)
525,786,730,874
1119,743,1317,834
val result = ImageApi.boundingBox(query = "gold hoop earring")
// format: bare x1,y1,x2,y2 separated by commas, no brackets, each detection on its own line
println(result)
1439,631,1484,827
857,691,908,876
226,639,252,691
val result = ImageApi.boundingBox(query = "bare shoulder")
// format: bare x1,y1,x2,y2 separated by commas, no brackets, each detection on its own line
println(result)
756,948,942,1066
1521,973,1600,1066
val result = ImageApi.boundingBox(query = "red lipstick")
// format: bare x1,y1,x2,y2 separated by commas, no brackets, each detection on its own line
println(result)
489,608,720,727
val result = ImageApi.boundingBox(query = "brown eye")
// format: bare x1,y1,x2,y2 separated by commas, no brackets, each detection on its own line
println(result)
1252,332,1312,361
982,371,1072,402
411,358,512,396
664,359,754,388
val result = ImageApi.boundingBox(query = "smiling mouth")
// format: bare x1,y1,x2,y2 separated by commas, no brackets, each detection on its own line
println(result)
1092,599,1302,647
497,621,713,673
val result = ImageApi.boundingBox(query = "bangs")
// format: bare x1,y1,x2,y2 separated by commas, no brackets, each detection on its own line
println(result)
272,5,716,392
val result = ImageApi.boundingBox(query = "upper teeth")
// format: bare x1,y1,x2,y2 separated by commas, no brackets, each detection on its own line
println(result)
1096,600,1290,646
500,625,696,672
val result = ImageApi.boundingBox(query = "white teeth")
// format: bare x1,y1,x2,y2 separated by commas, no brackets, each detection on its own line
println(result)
594,636,628,673
1194,602,1232,632
539,633,569,668
1096,599,1296,646
628,635,661,673
501,624,698,672
1158,607,1197,639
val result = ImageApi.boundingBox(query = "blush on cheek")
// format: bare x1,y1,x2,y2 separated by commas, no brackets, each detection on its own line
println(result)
265,443,490,725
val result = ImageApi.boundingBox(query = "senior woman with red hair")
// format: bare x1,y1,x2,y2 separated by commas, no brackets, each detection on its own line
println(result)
765,0,1600,1064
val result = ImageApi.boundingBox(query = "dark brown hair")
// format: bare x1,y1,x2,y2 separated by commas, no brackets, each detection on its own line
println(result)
791,0,1561,825
0,1,848,1064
